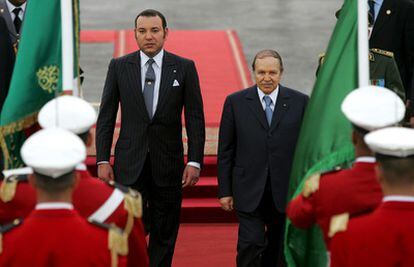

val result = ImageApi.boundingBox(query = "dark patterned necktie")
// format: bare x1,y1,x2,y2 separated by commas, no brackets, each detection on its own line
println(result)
368,0,376,25
13,7,22,33
143,58,155,119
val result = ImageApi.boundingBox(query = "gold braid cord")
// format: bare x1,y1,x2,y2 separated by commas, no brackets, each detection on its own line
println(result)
123,189,142,235
108,226,129,267
0,178,18,202
0,113,38,169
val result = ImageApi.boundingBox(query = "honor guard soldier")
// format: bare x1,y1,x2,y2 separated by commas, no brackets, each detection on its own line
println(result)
0,128,127,267
331,127,414,267
0,96,149,267
317,49,405,101
369,48,405,101
287,86,406,247
316,9,406,102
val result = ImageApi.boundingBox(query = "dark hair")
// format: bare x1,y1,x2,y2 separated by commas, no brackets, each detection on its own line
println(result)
352,124,369,136
78,131,89,144
34,171,75,194
377,156,414,186
134,9,167,29
252,49,284,71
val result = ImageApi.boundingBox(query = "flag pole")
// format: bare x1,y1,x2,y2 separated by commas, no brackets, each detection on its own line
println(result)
358,0,370,87
61,0,76,96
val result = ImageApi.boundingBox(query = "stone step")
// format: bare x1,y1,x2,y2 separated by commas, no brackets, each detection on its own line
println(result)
181,198,238,223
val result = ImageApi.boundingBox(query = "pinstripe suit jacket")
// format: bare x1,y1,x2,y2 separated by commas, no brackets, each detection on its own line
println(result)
96,50,205,186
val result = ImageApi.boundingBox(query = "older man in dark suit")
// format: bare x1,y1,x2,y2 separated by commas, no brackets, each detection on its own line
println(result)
95,9,205,267
218,50,308,267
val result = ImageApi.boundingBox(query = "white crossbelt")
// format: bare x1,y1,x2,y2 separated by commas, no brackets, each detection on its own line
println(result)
2,167,33,178
88,188,125,222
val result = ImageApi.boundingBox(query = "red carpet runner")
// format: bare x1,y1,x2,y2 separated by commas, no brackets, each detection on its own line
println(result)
81,28,251,266
81,29,250,222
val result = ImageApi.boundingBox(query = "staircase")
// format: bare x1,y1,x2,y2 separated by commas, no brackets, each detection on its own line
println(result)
181,156,237,223
86,155,237,223
82,29,249,224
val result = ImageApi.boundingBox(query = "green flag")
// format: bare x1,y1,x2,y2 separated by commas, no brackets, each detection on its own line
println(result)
284,0,359,266
0,0,80,169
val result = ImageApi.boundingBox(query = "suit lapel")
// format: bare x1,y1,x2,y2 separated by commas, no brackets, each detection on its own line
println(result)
153,51,176,119
245,86,269,130
371,0,394,40
270,86,290,131
0,1,18,41
126,51,149,120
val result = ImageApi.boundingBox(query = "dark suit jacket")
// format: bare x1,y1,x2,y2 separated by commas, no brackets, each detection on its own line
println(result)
0,0,22,45
0,15,14,113
218,85,308,213
369,0,414,106
96,50,205,187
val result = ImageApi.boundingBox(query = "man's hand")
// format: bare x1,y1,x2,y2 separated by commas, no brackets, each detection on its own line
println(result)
182,165,200,188
219,196,234,211
97,163,115,182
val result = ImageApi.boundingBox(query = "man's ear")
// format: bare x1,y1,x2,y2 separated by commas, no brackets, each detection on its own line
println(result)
351,130,358,146
28,174,36,187
164,27,169,39
86,132,92,147
72,172,81,190
375,164,385,184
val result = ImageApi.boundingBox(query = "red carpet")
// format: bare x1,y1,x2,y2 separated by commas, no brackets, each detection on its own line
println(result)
82,30,251,157
173,223,238,267
81,30,249,223
81,29,251,128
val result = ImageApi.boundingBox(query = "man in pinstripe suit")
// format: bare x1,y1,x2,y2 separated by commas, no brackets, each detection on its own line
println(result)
96,9,205,267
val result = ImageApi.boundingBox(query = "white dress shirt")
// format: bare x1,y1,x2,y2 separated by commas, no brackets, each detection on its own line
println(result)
36,202,74,210
383,195,414,203
355,156,376,163
6,0,26,21
140,50,163,116
257,85,279,111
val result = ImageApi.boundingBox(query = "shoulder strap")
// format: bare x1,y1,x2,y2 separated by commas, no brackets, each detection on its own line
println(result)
89,219,128,267
88,188,125,223
0,167,32,202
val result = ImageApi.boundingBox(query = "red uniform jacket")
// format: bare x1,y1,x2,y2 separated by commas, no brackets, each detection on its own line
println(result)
0,169,149,267
330,200,414,267
0,177,36,223
74,169,149,267
286,161,382,247
0,208,126,267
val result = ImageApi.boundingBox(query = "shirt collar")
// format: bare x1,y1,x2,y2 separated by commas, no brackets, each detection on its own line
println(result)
6,0,26,14
140,49,164,69
75,163,87,171
375,0,384,7
355,156,376,163
383,195,414,203
36,202,74,210
257,85,279,105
